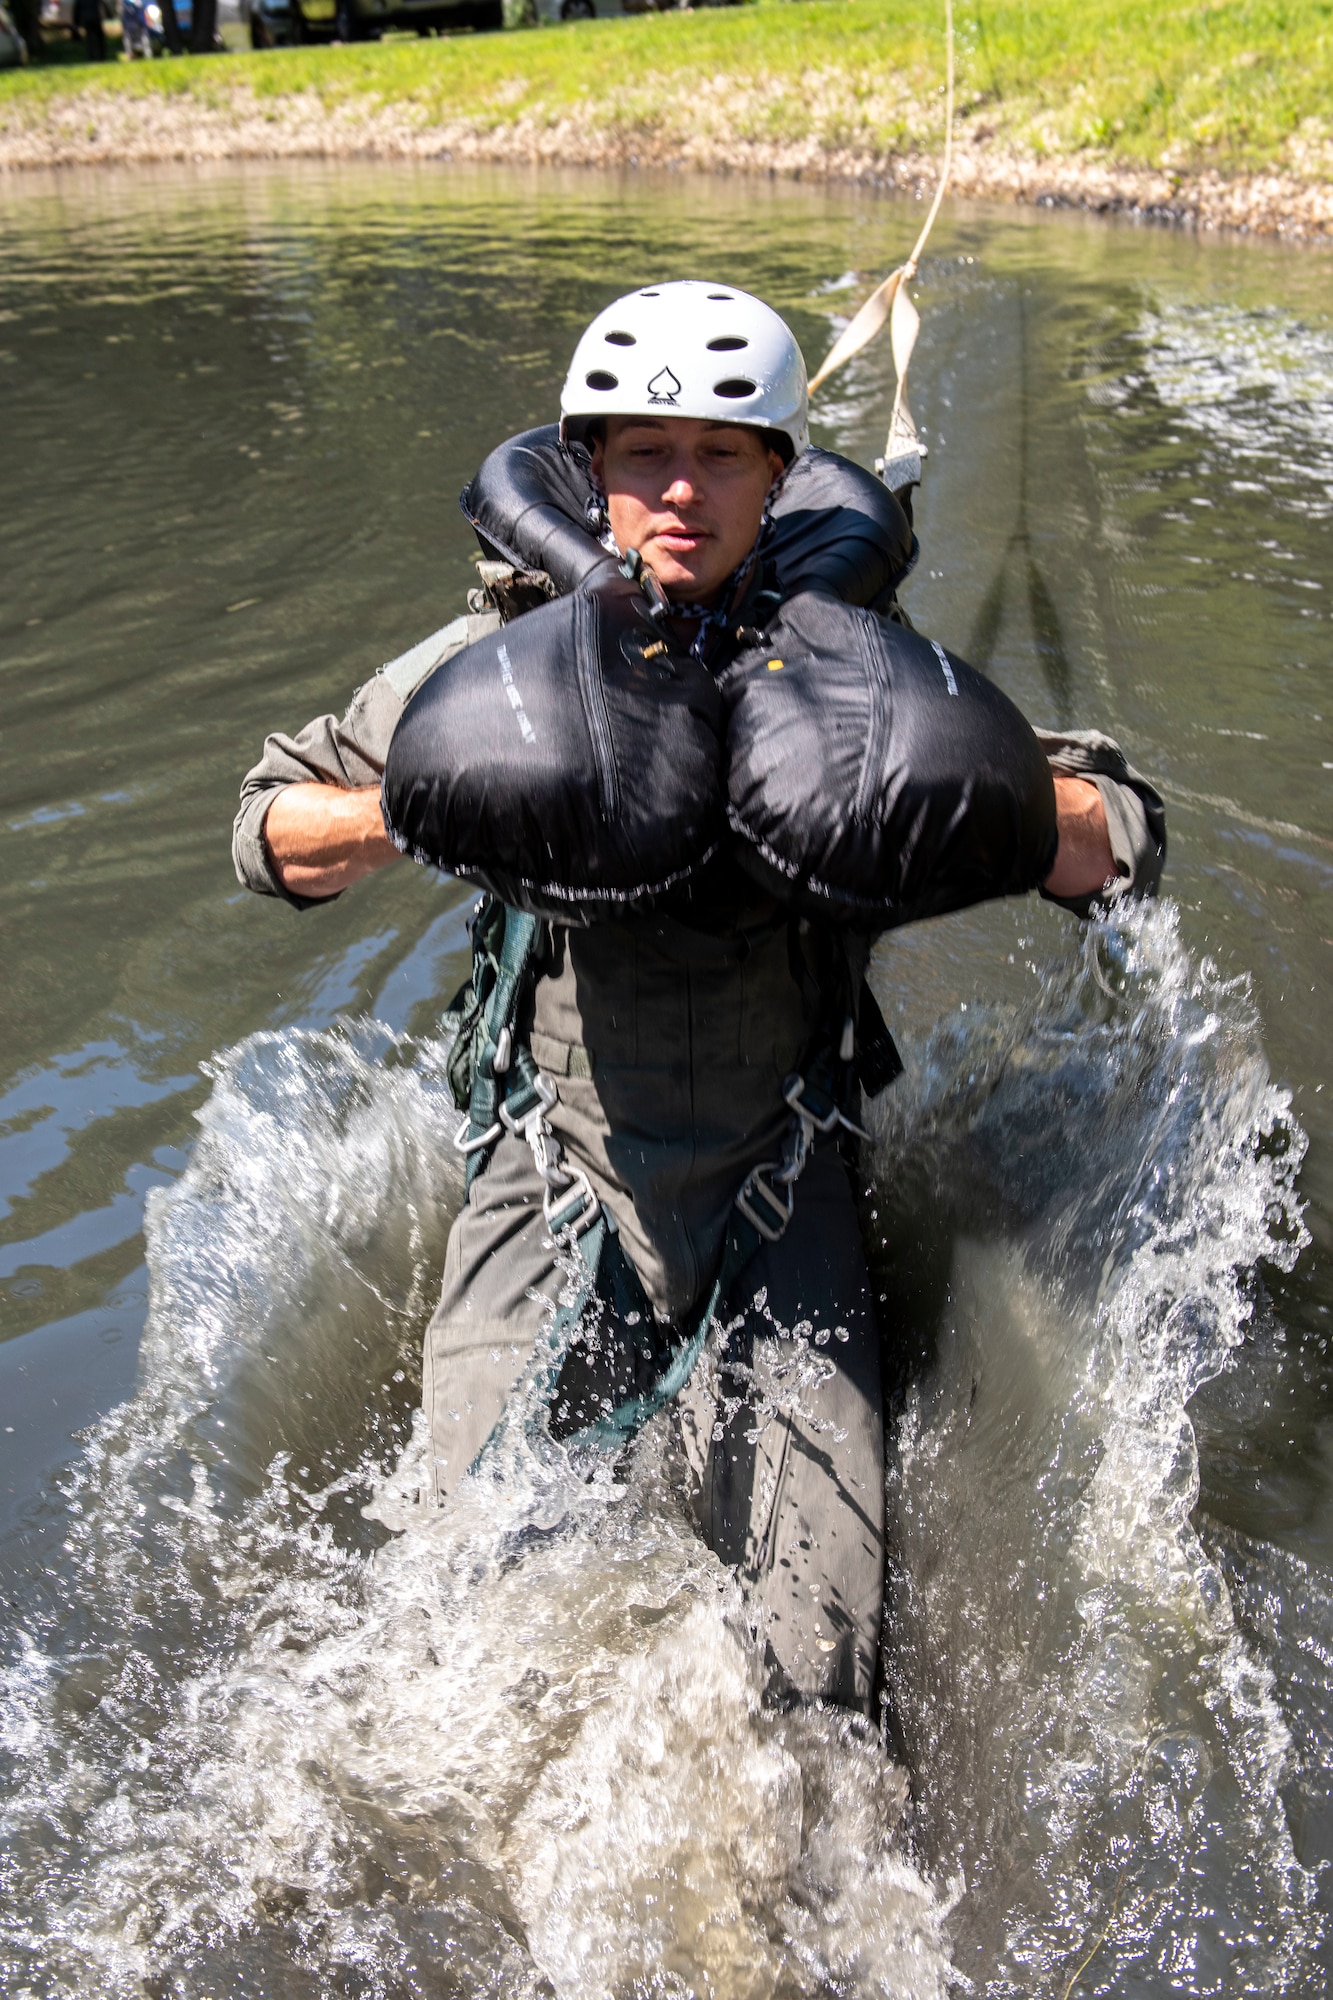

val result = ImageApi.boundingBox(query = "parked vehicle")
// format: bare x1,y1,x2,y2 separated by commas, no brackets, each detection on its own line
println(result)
271,0,500,40
238,0,294,43
38,0,114,29
0,0,27,62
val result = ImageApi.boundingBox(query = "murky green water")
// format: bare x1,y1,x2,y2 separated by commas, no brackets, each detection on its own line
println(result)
1,162,1330,1995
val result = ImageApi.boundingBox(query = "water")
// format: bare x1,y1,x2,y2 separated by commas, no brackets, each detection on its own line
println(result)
0,162,1330,1995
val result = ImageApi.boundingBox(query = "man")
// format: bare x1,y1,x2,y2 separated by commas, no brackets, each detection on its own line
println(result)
234,282,1164,1715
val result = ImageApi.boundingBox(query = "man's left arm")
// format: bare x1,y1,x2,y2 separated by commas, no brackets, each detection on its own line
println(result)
1037,728,1167,917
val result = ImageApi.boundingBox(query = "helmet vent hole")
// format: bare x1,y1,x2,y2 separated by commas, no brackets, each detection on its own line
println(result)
713,378,757,399
603,330,636,346
706,335,748,352
706,293,733,301
585,370,619,391
640,289,661,297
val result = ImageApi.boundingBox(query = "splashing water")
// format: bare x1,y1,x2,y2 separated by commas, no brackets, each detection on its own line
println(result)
871,900,1316,1991
0,902,1315,1996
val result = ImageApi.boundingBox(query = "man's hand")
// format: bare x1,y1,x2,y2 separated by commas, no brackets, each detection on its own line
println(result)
1044,775,1119,903
264,784,402,900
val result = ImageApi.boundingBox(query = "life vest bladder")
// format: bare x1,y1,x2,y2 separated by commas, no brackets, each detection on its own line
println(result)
721,592,1057,923
382,428,1055,927
383,573,725,918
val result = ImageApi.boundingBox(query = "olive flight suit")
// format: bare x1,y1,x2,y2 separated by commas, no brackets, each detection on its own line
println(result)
234,610,1166,1711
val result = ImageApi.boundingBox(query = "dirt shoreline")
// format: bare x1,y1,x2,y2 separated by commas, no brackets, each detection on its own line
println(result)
1,82,1330,239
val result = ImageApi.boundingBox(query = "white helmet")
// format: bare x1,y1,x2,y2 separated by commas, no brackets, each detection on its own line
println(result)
560,280,809,461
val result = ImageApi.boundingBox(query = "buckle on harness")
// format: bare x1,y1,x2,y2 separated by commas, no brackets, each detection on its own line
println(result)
498,1070,559,1136
544,1166,600,1237
783,1071,871,1145
735,1163,794,1243
783,1072,842,1135
454,1114,502,1155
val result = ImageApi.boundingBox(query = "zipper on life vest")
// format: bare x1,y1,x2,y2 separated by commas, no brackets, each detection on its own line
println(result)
574,590,620,823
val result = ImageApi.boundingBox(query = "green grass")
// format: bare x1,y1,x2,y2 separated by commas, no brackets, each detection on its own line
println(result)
2,0,1331,180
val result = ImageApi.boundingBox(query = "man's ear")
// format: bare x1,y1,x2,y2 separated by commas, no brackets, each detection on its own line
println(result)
766,447,786,490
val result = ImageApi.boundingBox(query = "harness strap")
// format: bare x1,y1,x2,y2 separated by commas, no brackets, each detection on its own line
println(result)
458,907,540,1189
468,1198,769,1484
579,1206,766,1446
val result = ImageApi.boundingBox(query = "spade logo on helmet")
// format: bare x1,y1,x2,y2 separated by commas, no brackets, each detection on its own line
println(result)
647,366,681,406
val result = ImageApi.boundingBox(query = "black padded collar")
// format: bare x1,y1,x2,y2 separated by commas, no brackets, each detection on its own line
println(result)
460,425,917,611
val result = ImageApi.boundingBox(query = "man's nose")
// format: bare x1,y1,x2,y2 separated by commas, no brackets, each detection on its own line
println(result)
663,468,701,506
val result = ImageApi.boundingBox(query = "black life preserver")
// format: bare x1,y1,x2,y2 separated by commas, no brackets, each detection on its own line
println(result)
383,575,725,919
384,428,1053,927
721,593,1058,924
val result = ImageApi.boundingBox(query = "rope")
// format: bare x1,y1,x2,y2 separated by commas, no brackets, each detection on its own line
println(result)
807,0,956,461
903,0,955,284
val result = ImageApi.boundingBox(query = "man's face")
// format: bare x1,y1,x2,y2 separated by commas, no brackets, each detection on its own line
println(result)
591,415,785,605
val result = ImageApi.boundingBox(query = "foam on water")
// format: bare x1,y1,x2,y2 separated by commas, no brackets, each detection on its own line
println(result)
0,904,1317,1996
1134,302,1333,518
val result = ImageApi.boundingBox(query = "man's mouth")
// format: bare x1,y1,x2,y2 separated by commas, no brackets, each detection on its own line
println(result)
654,523,711,554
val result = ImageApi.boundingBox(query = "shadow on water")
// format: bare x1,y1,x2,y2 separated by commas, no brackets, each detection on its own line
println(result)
967,292,1076,725
1,161,1331,1994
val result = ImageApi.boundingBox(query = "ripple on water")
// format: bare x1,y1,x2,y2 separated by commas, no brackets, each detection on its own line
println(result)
1136,302,1333,520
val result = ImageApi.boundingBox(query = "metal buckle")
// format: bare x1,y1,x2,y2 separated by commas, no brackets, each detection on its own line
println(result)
544,1167,600,1237
783,1072,870,1144
453,1114,502,1155
735,1164,793,1243
783,1072,842,1135
498,1071,559,1136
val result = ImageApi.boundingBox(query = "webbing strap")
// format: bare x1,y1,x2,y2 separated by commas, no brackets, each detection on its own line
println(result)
463,908,539,1189
580,1209,764,1446
465,1204,766,1484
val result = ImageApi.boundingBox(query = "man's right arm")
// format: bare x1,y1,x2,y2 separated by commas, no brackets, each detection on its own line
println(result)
232,609,500,909
263,783,399,902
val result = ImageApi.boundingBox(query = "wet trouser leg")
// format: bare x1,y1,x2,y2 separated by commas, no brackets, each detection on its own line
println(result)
677,1147,885,1715
423,1138,884,1711
422,1134,559,1497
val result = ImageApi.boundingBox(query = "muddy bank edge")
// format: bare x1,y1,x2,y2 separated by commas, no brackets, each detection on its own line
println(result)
1,79,1330,239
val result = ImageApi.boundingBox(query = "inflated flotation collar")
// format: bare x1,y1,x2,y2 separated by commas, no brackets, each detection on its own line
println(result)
383,574,725,918
384,426,1053,926
460,425,918,609
722,593,1058,922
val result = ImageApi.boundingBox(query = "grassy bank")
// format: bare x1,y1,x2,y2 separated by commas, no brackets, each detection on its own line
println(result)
1,0,1331,227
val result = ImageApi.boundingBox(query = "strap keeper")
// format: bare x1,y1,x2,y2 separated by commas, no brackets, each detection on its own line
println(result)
735,1164,793,1243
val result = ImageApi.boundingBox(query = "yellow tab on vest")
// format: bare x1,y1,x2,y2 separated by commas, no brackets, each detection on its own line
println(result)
766,658,784,671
